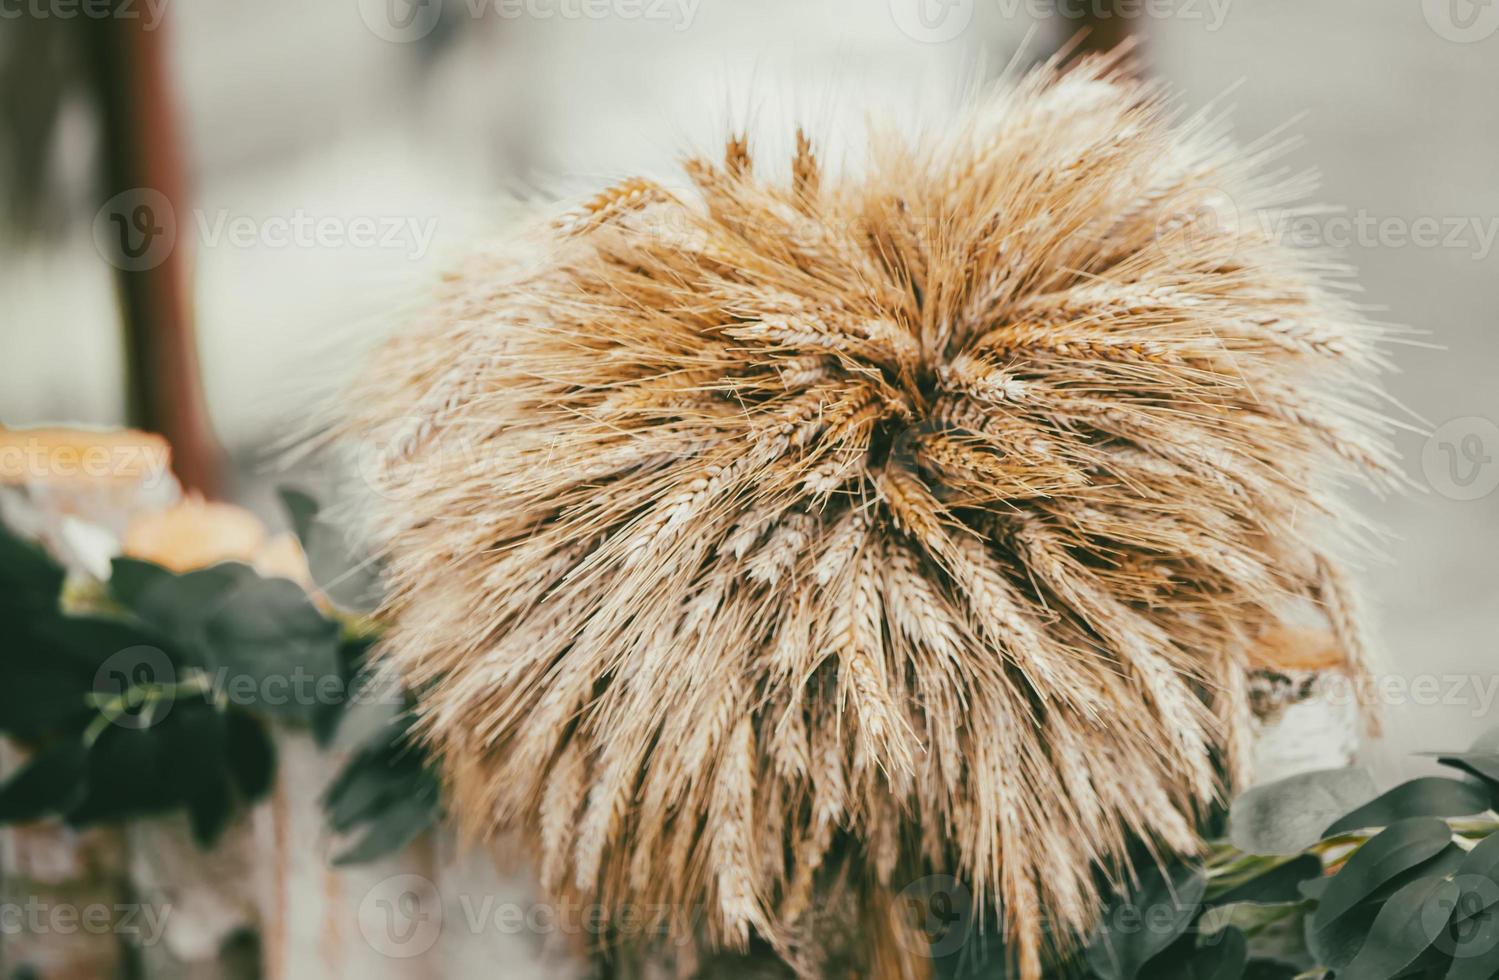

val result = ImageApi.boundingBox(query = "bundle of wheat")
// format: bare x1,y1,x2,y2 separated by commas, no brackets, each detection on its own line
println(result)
345,55,1396,978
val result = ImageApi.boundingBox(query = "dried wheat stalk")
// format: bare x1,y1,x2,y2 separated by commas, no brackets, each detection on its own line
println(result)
344,55,1395,979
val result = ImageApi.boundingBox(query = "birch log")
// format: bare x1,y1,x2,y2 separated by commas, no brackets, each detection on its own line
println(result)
0,741,130,980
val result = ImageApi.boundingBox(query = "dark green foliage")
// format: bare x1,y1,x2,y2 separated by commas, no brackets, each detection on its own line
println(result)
1323,778,1492,838
0,498,354,847
944,745,1499,978
321,710,441,864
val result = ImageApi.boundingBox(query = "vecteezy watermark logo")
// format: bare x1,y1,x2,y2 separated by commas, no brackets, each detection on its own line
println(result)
357,0,444,42
1425,875,1499,960
93,192,439,269
0,0,170,29
1423,416,1499,501
193,209,439,261
1267,210,1499,261
895,875,973,957
1154,186,1241,269
92,646,177,730
359,874,444,958
888,0,975,43
1303,672,1499,718
1423,0,1499,42
0,434,173,486
92,188,177,272
359,0,700,41
0,899,173,946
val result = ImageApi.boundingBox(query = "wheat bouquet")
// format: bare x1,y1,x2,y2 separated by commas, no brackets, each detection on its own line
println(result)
346,56,1395,978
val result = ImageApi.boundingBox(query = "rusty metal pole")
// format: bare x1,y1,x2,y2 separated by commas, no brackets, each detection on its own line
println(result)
86,2,225,499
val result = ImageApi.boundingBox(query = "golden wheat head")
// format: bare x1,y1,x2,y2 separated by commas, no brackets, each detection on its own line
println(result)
346,56,1396,978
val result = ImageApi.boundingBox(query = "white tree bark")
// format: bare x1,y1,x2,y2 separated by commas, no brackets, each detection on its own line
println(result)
0,741,130,980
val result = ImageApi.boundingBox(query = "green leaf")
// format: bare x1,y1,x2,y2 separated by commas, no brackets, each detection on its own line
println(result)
109,558,260,664
36,615,177,674
1230,768,1377,855
1422,834,1499,977
1366,843,1467,906
323,712,440,865
1306,900,1378,970
1148,927,1248,980
0,662,95,735
1436,753,1499,792
1341,875,1460,978
1323,778,1491,838
3,610,162,738
0,520,64,612
1309,818,1454,961
310,636,373,747
1452,834,1499,927
324,754,408,832
1444,909,1499,979
332,793,439,865
1298,876,1329,903
0,738,87,822
224,710,275,801
278,487,319,549
276,485,381,613
201,575,342,727
1197,901,1304,942
108,557,180,609
67,723,179,825
167,704,234,846
1086,863,1208,980
1212,856,1324,907
322,713,432,832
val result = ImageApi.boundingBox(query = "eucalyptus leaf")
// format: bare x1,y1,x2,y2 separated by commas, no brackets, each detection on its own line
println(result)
1444,910,1499,980
1309,818,1454,960
1198,901,1304,939
1229,768,1377,856
1306,901,1380,971
1340,875,1459,979
324,752,411,832
332,793,440,865
1147,926,1248,980
1086,863,1208,980
1452,834,1499,926
1367,843,1467,906
1298,876,1330,903
1212,856,1324,907
323,711,441,865
1417,834,1499,978
1323,777,1491,838
1436,753,1499,791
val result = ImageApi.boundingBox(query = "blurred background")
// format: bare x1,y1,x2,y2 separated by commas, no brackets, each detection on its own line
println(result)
1,0,1494,854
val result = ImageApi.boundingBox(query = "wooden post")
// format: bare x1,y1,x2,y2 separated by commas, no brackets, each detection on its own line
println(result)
85,3,224,499
1056,0,1144,61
